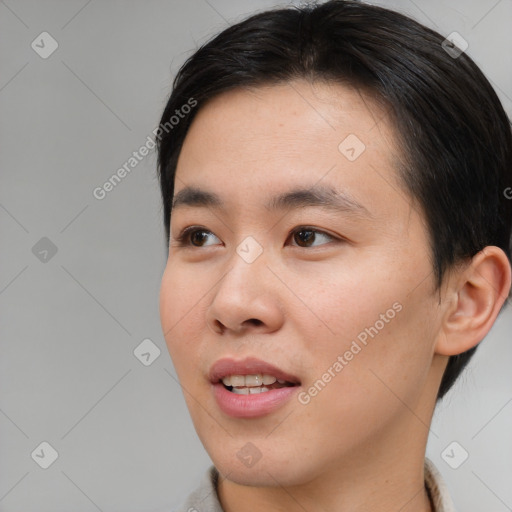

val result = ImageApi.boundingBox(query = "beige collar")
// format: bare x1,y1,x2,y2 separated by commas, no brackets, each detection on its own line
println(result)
424,457,457,512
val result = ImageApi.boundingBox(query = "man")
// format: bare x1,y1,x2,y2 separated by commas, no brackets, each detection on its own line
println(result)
157,1,512,510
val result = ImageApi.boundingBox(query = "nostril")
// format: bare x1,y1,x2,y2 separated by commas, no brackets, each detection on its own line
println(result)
209,319,226,335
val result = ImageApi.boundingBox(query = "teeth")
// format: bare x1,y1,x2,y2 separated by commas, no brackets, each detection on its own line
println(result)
232,386,271,395
230,375,245,387
245,374,262,387
221,374,278,387
263,374,277,385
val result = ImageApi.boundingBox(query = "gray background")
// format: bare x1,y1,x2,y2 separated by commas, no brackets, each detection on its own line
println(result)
1,0,511,510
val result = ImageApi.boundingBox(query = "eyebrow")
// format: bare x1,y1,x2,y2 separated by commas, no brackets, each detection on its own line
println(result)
171,184,372,218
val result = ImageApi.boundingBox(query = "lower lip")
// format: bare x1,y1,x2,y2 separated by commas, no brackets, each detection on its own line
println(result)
212,382,299,418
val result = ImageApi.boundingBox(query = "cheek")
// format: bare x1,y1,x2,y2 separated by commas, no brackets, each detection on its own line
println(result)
159,262,204,360
298,262,436,410
293,312,432,455
292,257,398,343
159,264,178,344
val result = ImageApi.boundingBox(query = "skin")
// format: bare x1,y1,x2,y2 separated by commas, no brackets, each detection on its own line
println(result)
159,79,511,512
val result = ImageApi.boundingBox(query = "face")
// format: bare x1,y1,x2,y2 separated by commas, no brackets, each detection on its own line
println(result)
159,79,445,487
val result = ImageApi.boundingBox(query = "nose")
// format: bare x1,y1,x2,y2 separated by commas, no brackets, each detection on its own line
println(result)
206,246,285,336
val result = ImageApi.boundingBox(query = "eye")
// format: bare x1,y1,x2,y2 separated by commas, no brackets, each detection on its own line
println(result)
174,225,338,248
174,226,220,247
289,227,336,248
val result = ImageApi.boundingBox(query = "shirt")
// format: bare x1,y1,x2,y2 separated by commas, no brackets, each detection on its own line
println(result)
172,457,456,512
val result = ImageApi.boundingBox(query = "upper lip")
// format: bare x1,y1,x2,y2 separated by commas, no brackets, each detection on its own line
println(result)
209,357,301,385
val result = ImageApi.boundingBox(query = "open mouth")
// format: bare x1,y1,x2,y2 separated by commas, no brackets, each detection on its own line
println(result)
210,360,301,417
220,374,298,395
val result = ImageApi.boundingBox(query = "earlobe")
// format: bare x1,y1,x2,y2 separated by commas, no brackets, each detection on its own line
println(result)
435,246,511,356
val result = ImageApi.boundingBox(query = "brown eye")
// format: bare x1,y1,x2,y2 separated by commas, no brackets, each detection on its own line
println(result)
175,226,338,249
290,228,335,248
190,230,210,246
176,227,220,247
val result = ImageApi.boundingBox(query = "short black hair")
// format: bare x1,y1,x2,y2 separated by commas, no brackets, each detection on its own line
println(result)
156,0,512,401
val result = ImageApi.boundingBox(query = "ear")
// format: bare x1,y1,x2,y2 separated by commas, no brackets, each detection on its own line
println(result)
435,246,512,356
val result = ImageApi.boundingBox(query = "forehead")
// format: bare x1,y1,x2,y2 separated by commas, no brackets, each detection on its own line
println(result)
174,79,406,219
184,80,392,147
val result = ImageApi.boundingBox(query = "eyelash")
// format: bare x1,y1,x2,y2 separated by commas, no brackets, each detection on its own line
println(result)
173,225,340,249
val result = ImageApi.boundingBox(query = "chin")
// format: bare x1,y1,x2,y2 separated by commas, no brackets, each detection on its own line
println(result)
212,450,317,488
